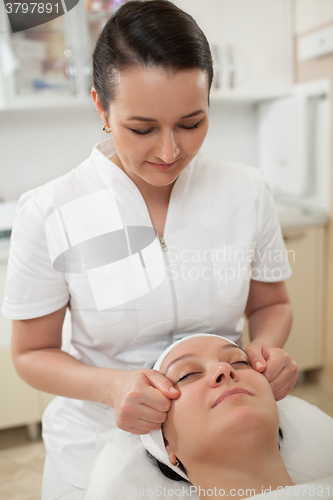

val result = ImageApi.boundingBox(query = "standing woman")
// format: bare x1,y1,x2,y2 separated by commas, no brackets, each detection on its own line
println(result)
1,1,297,499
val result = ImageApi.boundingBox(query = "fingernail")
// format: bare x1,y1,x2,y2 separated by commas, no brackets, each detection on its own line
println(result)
255,362,265,370
169,387,178,393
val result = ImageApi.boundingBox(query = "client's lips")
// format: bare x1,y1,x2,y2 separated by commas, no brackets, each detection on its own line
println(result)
212,387,253,408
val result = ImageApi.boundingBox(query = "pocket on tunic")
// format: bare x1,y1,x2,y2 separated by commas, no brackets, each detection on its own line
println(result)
66,273,124,326
213,242,256,307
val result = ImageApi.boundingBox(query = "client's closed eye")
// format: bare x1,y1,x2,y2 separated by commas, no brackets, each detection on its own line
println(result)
176,361,249,383
231,361,250,366
177,372,201,383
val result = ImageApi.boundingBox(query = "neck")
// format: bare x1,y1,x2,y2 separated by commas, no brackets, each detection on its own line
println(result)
185,435,294,499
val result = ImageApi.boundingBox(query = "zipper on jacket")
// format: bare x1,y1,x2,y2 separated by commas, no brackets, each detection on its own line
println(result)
160,236,178,341
159,237,168,252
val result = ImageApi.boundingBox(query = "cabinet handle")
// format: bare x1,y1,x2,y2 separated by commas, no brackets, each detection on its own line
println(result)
283,232,306,242
226,44,236,89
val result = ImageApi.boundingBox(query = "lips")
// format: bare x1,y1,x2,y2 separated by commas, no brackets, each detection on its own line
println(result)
147,158,179,169
212,387,253,408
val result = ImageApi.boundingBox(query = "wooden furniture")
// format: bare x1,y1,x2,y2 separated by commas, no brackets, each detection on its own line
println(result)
0,244,59,431
243,225,326,371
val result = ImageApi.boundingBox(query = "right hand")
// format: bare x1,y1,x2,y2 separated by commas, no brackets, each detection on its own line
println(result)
111,368,180,435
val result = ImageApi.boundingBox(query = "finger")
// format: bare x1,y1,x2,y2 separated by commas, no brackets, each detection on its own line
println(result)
144,371,180,399
117,410,166,434
267,366,289,391
128,417,165,434
262,351,287,382
245,344,266,372
134,404,169,425
136,417,165,432
139,384,174,413
262,347,298,382
265,356,298,386
271,377,291,397
273,381,294,401
129,424,162,435
270,371,298,394
271,372,298,398
118,388,171,420
269,365,298,396
125,425,159,435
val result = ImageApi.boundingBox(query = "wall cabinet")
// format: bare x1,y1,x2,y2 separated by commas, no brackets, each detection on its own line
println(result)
0,0,293,109
173,0,293,100
0,0,128,109
243,225,326,371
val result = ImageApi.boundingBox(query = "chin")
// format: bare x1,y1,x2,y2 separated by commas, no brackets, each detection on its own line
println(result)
144,173,179,187
215,403,277,438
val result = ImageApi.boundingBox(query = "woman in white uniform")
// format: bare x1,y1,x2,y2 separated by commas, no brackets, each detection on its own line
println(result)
1,1,297,498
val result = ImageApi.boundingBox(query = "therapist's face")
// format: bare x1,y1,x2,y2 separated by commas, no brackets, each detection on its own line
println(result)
96,66,209,188
160,336,279,469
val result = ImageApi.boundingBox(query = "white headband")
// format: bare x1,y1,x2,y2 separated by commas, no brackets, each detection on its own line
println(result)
140,333,238,481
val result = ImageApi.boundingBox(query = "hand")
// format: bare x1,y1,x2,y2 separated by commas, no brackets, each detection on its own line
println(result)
245,344,298,401
111,368,180,435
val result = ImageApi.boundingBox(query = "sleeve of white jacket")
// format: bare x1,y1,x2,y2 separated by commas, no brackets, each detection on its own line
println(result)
251,175,292,282
1,191,69,320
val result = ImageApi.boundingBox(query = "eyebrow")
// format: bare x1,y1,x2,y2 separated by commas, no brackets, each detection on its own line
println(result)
163,343,250,376
127,109,205,122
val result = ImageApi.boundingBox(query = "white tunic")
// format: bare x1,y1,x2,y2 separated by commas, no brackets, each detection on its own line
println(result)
1,138,291,487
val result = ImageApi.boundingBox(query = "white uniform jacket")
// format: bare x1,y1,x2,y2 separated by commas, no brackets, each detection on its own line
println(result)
1,138,291,487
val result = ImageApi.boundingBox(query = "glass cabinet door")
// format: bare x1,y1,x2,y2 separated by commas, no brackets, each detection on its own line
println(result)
79,0,129,94
0,0,130,107
0,2,79,107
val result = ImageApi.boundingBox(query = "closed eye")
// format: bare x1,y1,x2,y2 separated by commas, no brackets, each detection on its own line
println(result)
231,361,250,366
179,121,201,130
177,372,201,383
130,128,154,136
129,121,201,136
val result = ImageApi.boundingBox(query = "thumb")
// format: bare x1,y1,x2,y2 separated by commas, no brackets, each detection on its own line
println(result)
246,344,267,372
146,370,180,399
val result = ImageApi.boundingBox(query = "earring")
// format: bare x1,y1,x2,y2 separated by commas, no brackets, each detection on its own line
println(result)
169,457,180,467
102,124,112,134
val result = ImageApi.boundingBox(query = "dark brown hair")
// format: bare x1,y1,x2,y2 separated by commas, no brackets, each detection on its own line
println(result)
92,0,214,118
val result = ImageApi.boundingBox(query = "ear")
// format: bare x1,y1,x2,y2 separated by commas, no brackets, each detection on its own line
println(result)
91,87,108,125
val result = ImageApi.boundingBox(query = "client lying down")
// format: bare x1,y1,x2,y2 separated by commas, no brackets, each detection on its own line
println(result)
83,333,333,500
141,333,297,498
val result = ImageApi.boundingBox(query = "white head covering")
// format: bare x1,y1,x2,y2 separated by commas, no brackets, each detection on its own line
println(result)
140,333,238,481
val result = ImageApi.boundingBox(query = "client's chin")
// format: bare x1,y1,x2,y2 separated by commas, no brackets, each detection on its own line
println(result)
181,403,279,469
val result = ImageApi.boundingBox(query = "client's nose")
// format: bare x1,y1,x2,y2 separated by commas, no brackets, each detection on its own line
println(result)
209,362,239,387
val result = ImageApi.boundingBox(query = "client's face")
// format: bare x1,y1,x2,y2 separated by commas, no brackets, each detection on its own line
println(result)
160,336,279,470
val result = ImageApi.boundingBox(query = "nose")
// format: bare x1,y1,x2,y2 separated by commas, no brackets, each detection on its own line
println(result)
209,362,239,388
154,130,180,164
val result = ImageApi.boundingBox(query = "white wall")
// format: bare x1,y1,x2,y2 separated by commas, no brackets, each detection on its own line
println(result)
0,104,105,201
202,101,258,167
295,0,333,35
0,101,259,202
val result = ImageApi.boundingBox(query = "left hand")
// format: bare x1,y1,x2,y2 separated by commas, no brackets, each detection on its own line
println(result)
245,343,298,401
